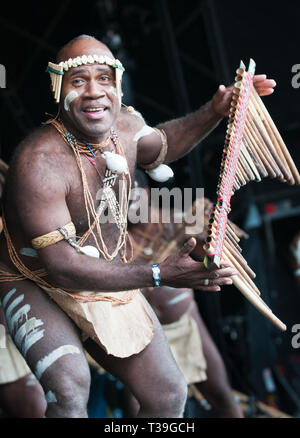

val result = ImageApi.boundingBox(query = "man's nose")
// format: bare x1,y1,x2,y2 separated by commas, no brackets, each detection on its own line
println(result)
85,80,105,98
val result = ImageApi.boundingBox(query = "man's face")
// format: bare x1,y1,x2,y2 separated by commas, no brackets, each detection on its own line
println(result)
60,50,120,142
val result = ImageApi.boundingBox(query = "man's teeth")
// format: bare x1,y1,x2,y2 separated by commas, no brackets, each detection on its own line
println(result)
85,108,105,112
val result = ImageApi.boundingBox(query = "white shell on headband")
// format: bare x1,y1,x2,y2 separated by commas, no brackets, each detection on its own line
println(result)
102,151,128,174
146,164,174,182
80,245,100,258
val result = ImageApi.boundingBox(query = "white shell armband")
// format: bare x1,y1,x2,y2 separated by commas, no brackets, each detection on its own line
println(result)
146,164,174,182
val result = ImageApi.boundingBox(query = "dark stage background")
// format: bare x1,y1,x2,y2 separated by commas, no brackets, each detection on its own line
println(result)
1,0,300,417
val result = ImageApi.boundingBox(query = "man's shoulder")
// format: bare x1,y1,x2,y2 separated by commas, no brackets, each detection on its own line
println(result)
8,124,72,189
11,124,71,170
116,106,147,133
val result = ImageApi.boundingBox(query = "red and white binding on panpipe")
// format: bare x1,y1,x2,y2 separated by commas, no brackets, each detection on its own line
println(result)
203,59,300,331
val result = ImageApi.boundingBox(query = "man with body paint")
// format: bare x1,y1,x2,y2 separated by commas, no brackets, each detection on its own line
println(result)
0,35,275,418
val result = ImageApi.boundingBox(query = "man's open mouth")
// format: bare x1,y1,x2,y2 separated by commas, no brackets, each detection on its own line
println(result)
83,106,108,119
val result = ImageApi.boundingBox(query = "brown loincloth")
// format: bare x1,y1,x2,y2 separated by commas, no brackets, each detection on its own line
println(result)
163,312,207,384
0,334,31,384
40,286,154,358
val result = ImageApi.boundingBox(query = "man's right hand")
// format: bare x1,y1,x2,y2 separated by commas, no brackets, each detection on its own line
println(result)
159,237,238,292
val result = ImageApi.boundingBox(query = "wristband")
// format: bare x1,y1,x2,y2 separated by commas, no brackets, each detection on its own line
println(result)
151,263,161,287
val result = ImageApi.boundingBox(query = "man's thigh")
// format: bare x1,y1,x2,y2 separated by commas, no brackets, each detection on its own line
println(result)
84,295,186,403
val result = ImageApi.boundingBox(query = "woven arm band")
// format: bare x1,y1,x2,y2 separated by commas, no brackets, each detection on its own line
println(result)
139,128,168,171
31,222,76,250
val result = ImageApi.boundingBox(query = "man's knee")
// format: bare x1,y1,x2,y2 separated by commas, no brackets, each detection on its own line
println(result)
43,365,91,417
165,375,188,414
148,373,187,417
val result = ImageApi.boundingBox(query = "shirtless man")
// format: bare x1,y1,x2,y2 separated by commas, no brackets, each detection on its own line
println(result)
0,35,275,418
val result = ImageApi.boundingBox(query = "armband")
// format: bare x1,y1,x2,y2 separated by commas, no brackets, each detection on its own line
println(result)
31,222,76,250
139,128,168,171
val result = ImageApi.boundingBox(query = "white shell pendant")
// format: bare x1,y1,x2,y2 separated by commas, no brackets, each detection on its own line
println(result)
146,164,174,182
80,245,100,258
102,151,128,174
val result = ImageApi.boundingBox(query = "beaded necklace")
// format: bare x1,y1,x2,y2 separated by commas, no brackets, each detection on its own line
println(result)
49,118,133,262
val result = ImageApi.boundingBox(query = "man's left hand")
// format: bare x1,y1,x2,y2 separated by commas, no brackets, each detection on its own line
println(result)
212,74,277,117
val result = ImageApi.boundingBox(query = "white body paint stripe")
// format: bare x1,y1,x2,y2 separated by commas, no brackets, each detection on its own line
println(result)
167,292,191,306
45,390,57,404
2,288,17,309
22,329,45,357
5,294,24,319
8,304,31,334
20,248,38,258
133,125,155,142
25,375,37,387
35,345,81,380
15,317,44,347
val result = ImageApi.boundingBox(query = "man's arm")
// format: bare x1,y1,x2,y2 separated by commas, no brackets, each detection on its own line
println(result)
14,151,237,293
137,75,276,166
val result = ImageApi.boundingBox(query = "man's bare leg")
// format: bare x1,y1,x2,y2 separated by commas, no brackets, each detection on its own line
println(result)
188,302,243,418
0,373,47,418
0,280,91,418
84,296,187,418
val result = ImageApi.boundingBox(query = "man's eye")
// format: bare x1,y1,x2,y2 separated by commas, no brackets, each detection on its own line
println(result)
99,75,111,82
72,78,84,86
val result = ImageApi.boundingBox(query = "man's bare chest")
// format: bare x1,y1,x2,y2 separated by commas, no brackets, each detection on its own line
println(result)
65,134,137,235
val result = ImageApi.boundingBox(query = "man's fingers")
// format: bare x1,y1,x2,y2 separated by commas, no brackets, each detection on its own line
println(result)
178,237,197,258
198,285,221,292
208,267,238,278
253,74,267,82
256,87,274,96
254,78,276,88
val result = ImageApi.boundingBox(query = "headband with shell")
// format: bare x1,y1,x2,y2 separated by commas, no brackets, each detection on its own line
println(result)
46,54,125,106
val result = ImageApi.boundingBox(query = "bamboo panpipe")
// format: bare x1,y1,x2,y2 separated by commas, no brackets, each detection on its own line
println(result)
203,59,300,331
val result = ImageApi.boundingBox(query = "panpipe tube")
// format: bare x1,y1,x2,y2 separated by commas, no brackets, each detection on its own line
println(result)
242,137,268,178
243,128,272,178
248,102,290,181
251,88,300,184
240,144,261,181
244,123,277,178
222,238,256,279
207,222,256,279
247,117,283,178
238,152,256,181
221,246,261,296
222,248,261,296
227,219,249,240
232,275,286,331
249,95,294,181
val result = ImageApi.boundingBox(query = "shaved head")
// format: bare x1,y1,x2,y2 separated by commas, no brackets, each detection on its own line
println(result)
56,34,114,63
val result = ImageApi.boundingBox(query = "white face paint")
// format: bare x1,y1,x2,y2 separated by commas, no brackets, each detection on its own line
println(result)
133,125,155,142
108,86,117,97
64,90,79,111
35,345,81,380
